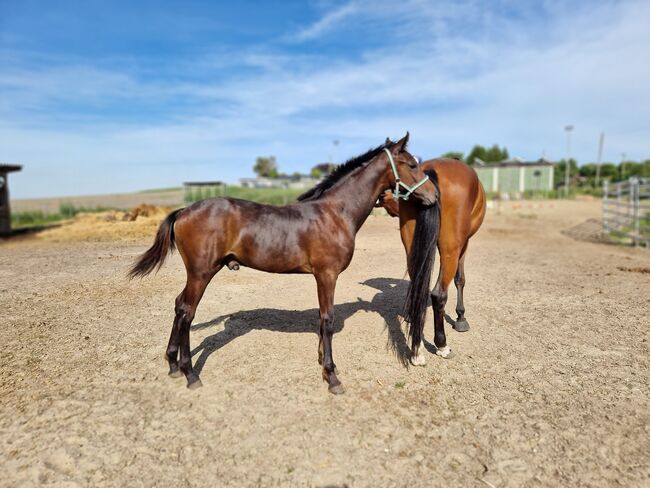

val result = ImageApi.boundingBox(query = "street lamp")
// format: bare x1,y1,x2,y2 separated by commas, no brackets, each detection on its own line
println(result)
564,125,574,198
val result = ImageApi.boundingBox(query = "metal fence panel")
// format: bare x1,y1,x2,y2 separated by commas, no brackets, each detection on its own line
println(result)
603,177,650,247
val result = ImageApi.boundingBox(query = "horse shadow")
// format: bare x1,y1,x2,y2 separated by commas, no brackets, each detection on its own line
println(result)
190,277,414,375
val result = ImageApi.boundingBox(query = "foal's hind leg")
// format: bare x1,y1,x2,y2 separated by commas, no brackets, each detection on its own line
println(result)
165,293,185,378
453,245,470,332
315,271,344,394
167,270,218,388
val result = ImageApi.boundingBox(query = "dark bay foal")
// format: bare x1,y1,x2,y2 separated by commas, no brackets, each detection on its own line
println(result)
129,133,438,394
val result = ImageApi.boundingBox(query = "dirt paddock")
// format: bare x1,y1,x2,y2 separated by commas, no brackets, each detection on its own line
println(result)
1,200,648,487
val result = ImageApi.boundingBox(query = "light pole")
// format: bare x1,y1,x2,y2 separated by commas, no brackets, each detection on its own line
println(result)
564,125,574,198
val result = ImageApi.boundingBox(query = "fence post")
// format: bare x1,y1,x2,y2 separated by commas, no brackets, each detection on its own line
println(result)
602,180,609,237
631,177,640,247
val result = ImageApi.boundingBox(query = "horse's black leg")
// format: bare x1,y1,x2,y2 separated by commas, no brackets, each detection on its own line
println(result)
315,271,344,394
453,248,470,332
165,291,185,378
431,253,457,359
431,283,450,357
177,271,216,389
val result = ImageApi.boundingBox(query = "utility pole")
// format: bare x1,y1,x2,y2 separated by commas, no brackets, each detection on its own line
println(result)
564,125,574,198
595,132,604,188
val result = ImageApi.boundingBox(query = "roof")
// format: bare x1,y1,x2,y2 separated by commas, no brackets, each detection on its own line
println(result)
473,157,555,168
183,181,225,186
0,164,22,173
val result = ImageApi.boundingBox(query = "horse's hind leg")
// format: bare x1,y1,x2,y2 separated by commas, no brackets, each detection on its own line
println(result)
431,251,458,359
170,270,218,388
453,245,470,332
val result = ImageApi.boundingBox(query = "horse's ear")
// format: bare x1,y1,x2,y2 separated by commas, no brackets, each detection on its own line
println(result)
385,137,391,145
393,132,410,152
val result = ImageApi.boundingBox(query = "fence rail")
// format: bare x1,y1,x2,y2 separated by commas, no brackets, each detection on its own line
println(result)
603,177,650,247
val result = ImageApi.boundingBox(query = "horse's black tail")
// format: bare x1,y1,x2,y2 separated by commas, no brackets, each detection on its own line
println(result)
128,209,183,279
404,169,440,352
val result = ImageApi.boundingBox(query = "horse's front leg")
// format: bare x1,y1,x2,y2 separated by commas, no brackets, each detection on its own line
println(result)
315,271,344,394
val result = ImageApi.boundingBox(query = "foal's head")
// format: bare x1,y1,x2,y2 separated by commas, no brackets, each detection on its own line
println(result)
382,133,437,207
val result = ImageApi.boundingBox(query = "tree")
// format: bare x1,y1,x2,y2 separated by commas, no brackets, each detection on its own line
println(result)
466,144,508,165
554,158,578,189
253,156,278,177
442,151,464,160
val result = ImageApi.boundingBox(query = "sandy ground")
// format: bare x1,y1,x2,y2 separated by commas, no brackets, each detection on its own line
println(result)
1,200,649,487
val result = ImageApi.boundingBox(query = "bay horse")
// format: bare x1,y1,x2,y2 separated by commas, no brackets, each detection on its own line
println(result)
129,134,438,394
378,158,486,365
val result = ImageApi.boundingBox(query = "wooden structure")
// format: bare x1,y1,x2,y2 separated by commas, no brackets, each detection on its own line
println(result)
183,181,226,203
0,164,22,235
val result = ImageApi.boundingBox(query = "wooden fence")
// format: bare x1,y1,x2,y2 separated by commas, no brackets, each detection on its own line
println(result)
603,177,650,247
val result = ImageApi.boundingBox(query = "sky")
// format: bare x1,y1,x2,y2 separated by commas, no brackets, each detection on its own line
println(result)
1,0,649,198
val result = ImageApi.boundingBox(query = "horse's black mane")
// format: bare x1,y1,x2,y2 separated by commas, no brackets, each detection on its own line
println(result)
297,142,392,202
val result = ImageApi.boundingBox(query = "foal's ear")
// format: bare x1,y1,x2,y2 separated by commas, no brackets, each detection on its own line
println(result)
392,132,410,152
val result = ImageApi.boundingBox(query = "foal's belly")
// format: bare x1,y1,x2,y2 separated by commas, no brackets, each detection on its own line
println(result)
227,228,312,274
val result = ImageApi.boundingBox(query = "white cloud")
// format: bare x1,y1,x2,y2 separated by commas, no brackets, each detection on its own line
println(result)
291,2,359,42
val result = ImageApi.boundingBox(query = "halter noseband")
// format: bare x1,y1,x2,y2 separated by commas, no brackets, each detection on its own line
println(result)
383,148,429,201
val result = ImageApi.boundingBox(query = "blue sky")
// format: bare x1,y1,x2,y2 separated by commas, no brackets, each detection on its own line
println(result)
1,0,649,198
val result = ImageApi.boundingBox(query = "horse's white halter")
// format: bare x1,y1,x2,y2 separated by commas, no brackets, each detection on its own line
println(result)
383,148,429,200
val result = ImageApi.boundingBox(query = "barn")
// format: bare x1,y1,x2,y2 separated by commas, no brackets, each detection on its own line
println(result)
0,163,22,235
473,158,555,195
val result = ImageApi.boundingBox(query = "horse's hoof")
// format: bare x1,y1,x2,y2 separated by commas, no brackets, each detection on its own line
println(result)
187,378,203,390
435,345,454,359
168,369,183,379
410,354,427,367
453,318,470,332
328,383,346,395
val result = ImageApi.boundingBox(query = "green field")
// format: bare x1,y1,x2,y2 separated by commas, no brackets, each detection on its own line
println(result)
11,204,122,229
183,185,306,205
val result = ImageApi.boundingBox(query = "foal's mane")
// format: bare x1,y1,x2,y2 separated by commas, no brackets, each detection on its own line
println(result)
297,142,392,202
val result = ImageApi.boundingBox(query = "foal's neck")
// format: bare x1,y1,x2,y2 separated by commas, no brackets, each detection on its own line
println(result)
324,158,388,231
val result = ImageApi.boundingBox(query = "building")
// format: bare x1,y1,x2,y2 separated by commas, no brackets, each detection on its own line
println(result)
0,163,22,235
473,158,555,195
239,174,320,189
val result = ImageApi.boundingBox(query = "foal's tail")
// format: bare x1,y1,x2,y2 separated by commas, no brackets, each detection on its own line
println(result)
128,209,183,279
404,169,440,352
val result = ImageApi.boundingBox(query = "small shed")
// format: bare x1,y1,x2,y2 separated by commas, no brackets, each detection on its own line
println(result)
183,181,226,202
0,163,22,235
473,158,555,195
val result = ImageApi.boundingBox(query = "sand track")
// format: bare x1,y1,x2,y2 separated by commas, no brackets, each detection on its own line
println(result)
1,200,648,487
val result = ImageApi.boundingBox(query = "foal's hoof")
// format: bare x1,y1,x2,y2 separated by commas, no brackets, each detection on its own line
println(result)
410,354,427,367
168,369,184,379
435,345,454,359
328,383,346,395
453,318,470,332
187,377,203,390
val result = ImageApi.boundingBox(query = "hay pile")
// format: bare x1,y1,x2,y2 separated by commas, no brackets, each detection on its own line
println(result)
35,204,173,242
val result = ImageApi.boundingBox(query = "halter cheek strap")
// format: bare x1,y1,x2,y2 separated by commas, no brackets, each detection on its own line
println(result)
383,148,429,201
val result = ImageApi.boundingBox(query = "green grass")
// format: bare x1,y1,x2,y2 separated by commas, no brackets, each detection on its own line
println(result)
138,186,182,193
184,186,305,205
11,204,122,229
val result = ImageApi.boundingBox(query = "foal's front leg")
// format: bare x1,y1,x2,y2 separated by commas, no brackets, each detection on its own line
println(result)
315,271,344,394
